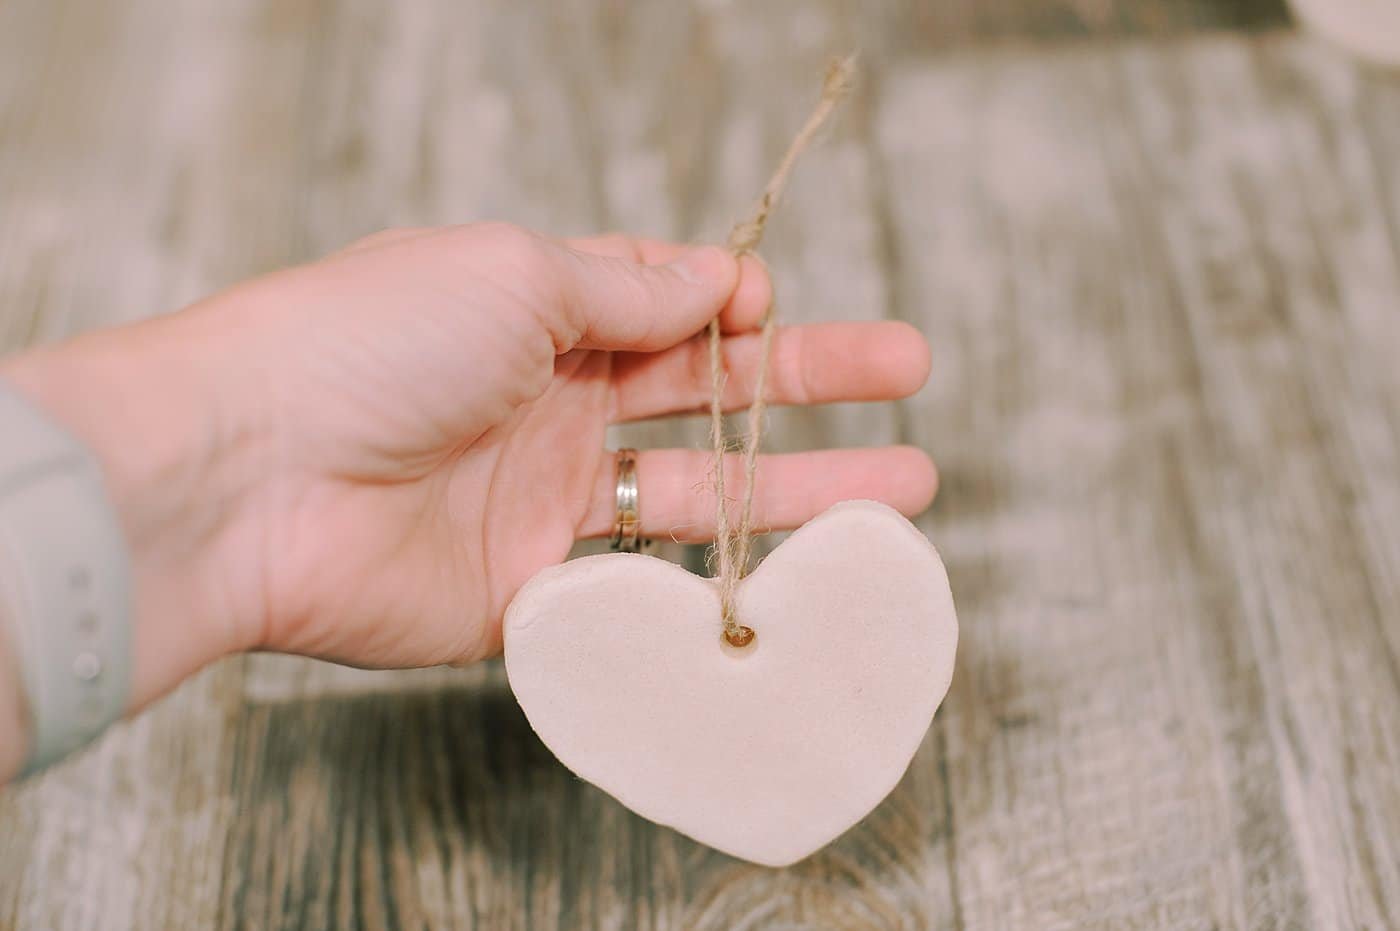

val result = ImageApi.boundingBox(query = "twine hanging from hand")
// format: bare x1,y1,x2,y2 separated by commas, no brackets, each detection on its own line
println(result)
709,56,856,647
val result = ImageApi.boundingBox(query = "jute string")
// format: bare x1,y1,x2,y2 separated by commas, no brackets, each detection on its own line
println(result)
710,56,855,647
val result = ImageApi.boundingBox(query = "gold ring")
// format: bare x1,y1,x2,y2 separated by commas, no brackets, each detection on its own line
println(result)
610,448,641,553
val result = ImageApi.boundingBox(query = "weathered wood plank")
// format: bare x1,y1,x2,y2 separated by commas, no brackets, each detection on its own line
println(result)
850,0,1290,58
1119,39,1400,927
875,33,1400,931
3,0,1400,928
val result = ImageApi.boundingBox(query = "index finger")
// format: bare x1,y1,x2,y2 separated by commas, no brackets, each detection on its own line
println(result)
566,233,773,334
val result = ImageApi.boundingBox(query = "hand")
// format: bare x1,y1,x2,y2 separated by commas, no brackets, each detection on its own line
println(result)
1,223,936,710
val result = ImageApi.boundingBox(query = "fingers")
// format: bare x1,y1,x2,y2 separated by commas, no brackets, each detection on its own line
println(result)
608,320,931,422
566,234,774,333
337,226,772,349
476,224,736,352
578,446,938,542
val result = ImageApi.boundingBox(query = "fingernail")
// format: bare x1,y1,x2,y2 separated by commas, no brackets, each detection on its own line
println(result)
669,245,734,286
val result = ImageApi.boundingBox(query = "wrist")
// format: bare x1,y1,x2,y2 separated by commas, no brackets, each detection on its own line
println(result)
1,311,265,711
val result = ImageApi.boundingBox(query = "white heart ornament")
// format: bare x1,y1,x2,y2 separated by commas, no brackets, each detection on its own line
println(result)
503,500,958,867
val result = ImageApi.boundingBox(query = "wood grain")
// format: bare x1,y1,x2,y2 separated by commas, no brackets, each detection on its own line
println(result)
2,0,1399,928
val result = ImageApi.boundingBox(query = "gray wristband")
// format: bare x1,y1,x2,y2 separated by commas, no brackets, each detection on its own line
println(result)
0,381,132,777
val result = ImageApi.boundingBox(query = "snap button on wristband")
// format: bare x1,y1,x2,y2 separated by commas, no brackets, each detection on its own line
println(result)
0,383,132,777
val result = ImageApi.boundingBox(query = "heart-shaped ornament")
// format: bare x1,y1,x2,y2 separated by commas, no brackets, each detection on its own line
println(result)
503,500,958,866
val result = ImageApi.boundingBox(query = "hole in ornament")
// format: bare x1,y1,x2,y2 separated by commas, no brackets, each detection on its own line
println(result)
721,625,756,656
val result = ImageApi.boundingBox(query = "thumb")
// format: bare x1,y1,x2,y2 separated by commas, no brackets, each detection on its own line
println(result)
542,241,739,352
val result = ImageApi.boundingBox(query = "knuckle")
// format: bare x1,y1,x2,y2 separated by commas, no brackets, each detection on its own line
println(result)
589,256,661,343
469,221,546,265
593,232,636,259
617,260,663,311
774,325,813,405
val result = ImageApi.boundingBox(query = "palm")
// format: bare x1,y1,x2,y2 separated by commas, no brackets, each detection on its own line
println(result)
471,349,615,638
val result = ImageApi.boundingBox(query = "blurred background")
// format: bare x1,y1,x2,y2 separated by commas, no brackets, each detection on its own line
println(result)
2,1,1399,929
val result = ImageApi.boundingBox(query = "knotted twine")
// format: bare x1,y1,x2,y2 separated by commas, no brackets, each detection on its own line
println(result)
710,56,856,647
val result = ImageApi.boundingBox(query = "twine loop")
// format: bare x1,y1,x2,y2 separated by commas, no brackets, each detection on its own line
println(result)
708,55,855,647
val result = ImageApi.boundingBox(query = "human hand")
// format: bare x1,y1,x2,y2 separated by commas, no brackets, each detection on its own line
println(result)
2,223,936,711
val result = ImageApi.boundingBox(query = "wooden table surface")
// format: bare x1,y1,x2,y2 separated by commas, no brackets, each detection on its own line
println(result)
3,1,1399,928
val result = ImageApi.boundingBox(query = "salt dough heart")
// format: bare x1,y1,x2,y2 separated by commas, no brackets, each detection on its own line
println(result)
503,499,958,867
